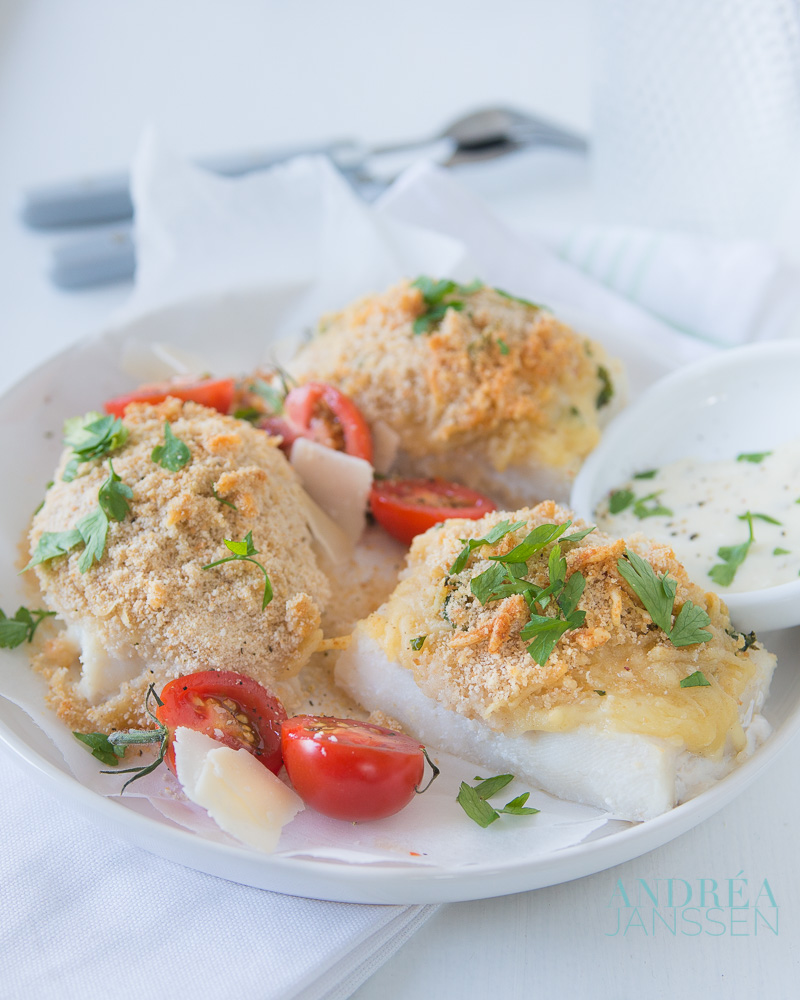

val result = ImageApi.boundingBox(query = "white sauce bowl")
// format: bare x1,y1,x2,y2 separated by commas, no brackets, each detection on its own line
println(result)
570,340,800,633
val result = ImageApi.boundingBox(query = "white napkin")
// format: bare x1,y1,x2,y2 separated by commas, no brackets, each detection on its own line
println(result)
531,221,800,347
0,758,433,1000
2,132,793,999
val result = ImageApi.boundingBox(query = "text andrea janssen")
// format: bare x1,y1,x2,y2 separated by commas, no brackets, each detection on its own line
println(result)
605,874,778,937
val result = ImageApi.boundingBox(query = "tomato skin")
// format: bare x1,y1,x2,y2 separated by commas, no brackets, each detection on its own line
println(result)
282,382,373,463
281,716,425,821
157,670,287,774
370,478,498,545
104,377,236,418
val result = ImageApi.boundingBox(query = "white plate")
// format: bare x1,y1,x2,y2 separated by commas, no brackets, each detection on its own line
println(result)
0,293,797,905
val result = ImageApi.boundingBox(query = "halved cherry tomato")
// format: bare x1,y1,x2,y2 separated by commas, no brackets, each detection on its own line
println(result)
370,478,497,545
268,382,373,462
156,670,287,774
281,716,433,821
104,377,236,418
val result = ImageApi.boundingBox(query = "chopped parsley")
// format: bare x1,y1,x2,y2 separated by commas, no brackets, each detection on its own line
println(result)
709,511,756,587
62,411,129,481
680,671,711,688
74,684,168,790
456,773,539,828
609,489,635,514
202,531,273,609
774,547,790,556
462,519,595,666
26,462,132,573
616,548,712,648
496,337,510,355
449,519,527,575
151,422,191,471
410,635,427,651
632,491,673,520
596,365,614,408
737,451,771,464
0,606,56,648
494,288,543,310
633,469,658,480
211,483,237,509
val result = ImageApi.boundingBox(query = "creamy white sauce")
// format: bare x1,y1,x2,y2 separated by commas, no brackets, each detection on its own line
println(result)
595,439,800,593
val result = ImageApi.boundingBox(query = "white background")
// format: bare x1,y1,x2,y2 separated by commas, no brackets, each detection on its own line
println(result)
0,3,798,998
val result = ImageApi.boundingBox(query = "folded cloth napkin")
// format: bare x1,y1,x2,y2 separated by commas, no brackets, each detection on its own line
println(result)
0,759,435,1000
3,132,796,1000
530,221,800,347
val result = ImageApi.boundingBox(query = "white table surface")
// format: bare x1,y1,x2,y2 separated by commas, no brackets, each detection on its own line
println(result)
1,3,798,998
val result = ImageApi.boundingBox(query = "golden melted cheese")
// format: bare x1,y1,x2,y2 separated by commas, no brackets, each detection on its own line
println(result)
360,502,767,758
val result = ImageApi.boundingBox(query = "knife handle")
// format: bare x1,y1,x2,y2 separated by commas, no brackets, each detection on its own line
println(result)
22,140,360,230
50,225,136,288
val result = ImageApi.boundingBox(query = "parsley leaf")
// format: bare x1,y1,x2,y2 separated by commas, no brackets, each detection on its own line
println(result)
410,635,427,650
151,422,191,471
457,782,499,827
494,288,542,310
75,508,110,573
25,529,83,569
411,277,483,335
709,512,755,587
0,606,56,648
449,519,526,574
457,773,539,827
617,548,711,647
596,365,614,408
496,337,510,355
211,483,237,509
609,489,635,514
670,601,717,647
202,531,273,609
774,547,790,556
25,464,132,573
737,451,771,464
680,670,711,688
742,512,781,526
98,460,133,522
74,685,169,790
632,491,673,519
492,521,572,564
62,412,129,481
633,469,658,480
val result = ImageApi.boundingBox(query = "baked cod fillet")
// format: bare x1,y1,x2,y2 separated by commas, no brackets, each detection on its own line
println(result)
29,399,330,734
290,279,623,507
335,502,775,821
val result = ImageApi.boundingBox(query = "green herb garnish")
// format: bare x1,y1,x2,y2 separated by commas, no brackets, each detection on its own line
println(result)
680,671,711,688
632,491,673,520
449,519,527,575
617,548,712,647
211,483,237,509
737,451,771,464
709,512,756,587
596,365,614,408
62,412,129,481
26,463,132,573
411,277,483,334
609,489,635,514
494,288,542,310
456,773,539,828
774,547,790,556
496,337,510,355
410,635,427,651
0,606,56,648
742,512,781,526
633,469,658,480
151,422,191,471
74,685,168,790
202,531,273,609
